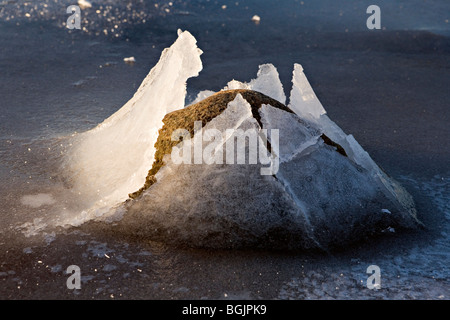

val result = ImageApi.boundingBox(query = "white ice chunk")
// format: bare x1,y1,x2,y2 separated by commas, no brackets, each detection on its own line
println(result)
224,64,286,104
289,63,326,120
224,79,249,90
64,30,203,221
248,64,286,104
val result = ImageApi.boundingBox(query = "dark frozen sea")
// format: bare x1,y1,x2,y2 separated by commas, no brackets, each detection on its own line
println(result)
0,0,449,300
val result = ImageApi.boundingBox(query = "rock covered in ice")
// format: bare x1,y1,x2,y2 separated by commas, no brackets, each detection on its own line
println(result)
289,64,326,120
128,89,291,199
67,30,421,250
115,87,420,249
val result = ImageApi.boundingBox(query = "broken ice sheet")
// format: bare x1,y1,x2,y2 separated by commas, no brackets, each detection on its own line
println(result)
223,64,286,104
63,30,203,225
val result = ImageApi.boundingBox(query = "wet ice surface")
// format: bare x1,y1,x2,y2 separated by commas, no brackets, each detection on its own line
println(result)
1,0,449,299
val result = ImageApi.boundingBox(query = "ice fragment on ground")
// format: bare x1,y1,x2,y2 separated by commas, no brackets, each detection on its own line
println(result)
251,15,261,23
289,63,326,120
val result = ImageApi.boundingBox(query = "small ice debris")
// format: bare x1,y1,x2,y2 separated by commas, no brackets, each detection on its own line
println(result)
78,0,92,10
381,208,392,214
289,63,326,120
221,5,227,10
72,79,85,87
251,15,261,24
123,56,136,64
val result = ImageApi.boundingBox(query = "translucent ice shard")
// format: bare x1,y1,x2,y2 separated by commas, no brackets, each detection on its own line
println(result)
63,30,203,221
248,64,286,104
289,64,326,120
224,64,286,104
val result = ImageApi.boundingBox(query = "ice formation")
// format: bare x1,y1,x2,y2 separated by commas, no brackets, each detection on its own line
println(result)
64,30,420,249
63,30,202,223
224,64,286,104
